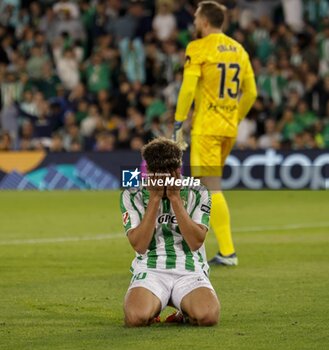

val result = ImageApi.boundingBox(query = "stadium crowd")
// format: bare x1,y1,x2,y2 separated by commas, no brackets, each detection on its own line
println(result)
0,0,329,152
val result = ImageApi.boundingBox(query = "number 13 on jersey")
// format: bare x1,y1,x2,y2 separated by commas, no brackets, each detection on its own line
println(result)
217,63,241,99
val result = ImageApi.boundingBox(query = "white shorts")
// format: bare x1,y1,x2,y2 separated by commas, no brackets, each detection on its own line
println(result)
126,268,215,311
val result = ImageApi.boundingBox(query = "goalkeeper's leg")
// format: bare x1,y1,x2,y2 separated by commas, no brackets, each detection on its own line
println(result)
201,177,238,266
191,135,237,266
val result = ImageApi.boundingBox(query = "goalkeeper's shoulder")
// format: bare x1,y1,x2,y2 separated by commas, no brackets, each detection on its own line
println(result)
185,38,205,56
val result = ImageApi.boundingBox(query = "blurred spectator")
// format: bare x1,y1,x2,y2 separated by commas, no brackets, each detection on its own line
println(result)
80,104,102,137
238,0,281,28
0,2,20,28
319,76,329,117
173,0,194,33
53,0,80,20
49,132,65,152
281,0,304,33
130,135,145,151
119,38,146,84
1,71,23,108
64,124,83,151
39,8,57,42
0,131,12,151
163,70,182,107
258,118,281,149
109,1,145,39
304,0,329,29
277,108,303,142
26,45,50,80
94,131,116,151
29,2,42,28
17,93,61,142
75,99,89,125
236,115,257,149
19,119,34,151
294,101,317,129
158,40,182,84
54,47,80,90
322,123,329,148
85,52,111,94
0,34,14,65
257,60,287,107
153,2,177,41
141,92,167,126
34,62,61,100
53,9,86,42
318,25,329,77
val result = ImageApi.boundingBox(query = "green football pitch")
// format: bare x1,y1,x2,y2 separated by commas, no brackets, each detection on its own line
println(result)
0,191,328,350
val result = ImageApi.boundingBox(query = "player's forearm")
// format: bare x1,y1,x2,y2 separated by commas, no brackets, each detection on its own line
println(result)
238,78,258,121
175,75,198,122
238,92,257,121
170,197,206,251
127,197,161,254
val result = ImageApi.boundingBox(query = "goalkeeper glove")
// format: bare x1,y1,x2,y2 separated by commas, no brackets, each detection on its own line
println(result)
173,121,188,151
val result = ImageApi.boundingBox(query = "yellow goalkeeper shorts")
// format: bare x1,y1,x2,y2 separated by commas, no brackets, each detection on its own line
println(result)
190,135,236,177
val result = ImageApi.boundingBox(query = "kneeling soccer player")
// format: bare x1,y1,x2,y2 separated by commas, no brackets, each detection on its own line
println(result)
120,137,220,327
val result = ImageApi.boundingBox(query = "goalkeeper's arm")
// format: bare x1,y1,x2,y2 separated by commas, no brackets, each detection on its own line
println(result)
175,75,199,122
237,75,258,122
174,75,199,149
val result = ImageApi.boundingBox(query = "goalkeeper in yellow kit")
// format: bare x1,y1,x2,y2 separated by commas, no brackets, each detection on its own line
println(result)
174,1,257,266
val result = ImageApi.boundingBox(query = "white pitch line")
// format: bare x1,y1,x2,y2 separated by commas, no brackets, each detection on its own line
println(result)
0,222,328,246
0,233,123,246
233,222,329,233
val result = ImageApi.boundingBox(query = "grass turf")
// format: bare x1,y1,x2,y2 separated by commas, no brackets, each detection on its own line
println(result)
0,191,328,350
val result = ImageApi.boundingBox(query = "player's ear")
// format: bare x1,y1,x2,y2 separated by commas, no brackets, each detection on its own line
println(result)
202,16,209,28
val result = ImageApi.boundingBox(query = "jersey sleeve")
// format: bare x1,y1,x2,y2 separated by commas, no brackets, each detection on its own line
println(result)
238,51,257,121
120,190,142,234
191,188,211,230
175,74,199,122
241,51,255,82
183,41,203,77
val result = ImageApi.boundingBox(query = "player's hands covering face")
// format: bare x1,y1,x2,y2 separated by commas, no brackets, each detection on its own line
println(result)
147,174,166,200
166,170,181,201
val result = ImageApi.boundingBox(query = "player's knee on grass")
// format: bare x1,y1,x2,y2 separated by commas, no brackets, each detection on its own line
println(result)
124,308,154,327
124,287,161,327
186,301,220,326
193,305,220,327
181,288,220,327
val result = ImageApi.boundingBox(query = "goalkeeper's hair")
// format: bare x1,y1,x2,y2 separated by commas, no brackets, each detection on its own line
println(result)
142,137,182,174
197,1,227,29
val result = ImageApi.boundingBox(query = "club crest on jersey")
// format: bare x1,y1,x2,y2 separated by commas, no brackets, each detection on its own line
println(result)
201,204,211,214
122,211,130,226
158,214,177,225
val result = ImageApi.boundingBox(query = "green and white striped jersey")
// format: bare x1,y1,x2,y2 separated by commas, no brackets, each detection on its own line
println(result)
120,184,211,274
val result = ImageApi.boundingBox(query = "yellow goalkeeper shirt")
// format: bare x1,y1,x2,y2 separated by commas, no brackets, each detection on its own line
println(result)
177,33,256,137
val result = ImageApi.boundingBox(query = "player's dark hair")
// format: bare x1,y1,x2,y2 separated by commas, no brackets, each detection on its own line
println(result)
198,1,226,29
142,137,183,173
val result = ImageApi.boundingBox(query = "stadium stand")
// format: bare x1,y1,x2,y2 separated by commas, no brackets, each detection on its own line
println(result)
0,0,328,152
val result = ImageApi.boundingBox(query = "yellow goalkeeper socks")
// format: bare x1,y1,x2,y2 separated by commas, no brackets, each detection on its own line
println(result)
210,192,235,256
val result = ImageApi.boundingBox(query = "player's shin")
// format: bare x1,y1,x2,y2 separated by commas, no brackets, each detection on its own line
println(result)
210,192,235,257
